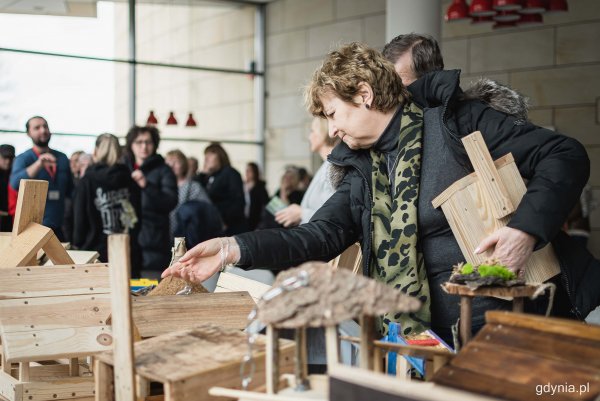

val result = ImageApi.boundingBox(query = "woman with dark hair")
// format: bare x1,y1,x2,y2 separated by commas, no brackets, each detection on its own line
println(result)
244,162,269,231
125,125,178,278
197,142,247,235
73,134,142,275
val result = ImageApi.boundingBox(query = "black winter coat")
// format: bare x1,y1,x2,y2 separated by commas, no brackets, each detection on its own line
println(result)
197,166,247,235
72,163,142,270
236,69,598,318
128,154,178,271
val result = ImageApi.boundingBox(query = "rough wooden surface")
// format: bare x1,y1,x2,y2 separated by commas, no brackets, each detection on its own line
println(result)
257,262,420,328
147,276,207,296
433,312,600,401
12,180,48,236
94,324,295,384
130,292,255,338
0,222,54,267
442,282,539,298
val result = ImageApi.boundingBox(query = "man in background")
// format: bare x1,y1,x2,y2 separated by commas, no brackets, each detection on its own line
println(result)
0,144,15,232
9,116,73,240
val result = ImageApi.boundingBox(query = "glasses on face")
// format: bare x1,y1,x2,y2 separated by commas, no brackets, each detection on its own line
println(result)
133,140,153,146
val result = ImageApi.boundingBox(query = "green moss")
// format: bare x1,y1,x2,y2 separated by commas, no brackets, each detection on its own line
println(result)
460,263,474,275
478,264,516,280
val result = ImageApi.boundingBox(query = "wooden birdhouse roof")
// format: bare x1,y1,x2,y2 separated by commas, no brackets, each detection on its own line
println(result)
256,262,421,328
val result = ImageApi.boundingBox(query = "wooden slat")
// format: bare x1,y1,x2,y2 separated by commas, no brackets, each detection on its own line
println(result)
434,365,581,401
486,311,600,342
12,180,48,237
3,326,112,362
94,360,114,401
0,223,53,268
130,292,255,338
107,234,136,401
42,235,74,266
214,272,271,303
461,131,514,218
443,282,539,298
0,264,109,299
475,324,600,370
330,243,362,274
0,294,111,333
265,326,279,394
325,325,339,367
22,375,94,401
359,315,375,371
452,341,600,389
0,370,22,401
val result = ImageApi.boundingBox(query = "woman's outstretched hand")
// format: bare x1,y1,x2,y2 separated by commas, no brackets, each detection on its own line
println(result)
475,226,536,276
160,237,240,283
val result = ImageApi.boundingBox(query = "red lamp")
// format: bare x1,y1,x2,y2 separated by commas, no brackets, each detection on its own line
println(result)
445,0,470,21
494,10,521,21
166,111,178,125
547,0,568,12
146,111,158,125
185,113,197,127
493,0,523,11
518,13,543,25
520,0,547,13
470,0,496,16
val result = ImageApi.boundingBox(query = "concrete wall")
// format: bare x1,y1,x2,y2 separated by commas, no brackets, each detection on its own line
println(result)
263,0,386,191
440,0,600,257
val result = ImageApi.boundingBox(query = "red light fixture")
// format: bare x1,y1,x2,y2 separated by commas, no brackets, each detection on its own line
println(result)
445,0,470,21
493,0,523,11
494,10,521,21
547,0,568,12
470,0,496,16
166,111,178,125
146,111,158,125
185,113,197,127
520,0,547,13
518,13,543,25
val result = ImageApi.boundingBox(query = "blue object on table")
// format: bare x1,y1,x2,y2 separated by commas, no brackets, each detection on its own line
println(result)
383,322,425,377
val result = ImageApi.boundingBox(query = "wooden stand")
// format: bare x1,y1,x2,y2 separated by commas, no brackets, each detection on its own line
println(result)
442,283,540,346
432,132,559,284
0,180,74,267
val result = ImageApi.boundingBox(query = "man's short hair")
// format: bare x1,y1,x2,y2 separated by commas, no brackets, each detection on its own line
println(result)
25,116,47,133
382,33,444,79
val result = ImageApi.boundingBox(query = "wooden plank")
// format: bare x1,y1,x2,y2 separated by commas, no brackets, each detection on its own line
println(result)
29,364,70,379
325,325,339,368
22,376,95,401
130,292,254,338
156,340,296,401
94,360,114,401
12,180,48,236
0,223,53,268
3,326,112,363
0,264,109,299
434,365,586,401
443,283,538,298
0,370,22,401
42,235,74,266
485,311,600,343
0,294,111,333
330,243,362,274
453,341,600,390
18,363,29,382
214,272,271,303
475,324,600,370
359,315,375,371
44,251,99,266
107,235,136,401
461,132,514,218
265,326,279,394
329,364,502,401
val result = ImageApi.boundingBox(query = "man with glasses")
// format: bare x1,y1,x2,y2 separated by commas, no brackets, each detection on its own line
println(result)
9,116,73,240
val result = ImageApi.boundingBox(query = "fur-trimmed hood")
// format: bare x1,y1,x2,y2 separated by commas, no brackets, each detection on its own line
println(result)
461,77,529,121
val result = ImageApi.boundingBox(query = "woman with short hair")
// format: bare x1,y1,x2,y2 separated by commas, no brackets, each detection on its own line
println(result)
162,43,592,344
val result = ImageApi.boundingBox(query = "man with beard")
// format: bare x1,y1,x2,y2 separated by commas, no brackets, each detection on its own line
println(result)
9,116,73,240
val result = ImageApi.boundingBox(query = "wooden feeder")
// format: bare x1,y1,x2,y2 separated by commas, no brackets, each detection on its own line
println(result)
432,131,560,285
209,262,421,400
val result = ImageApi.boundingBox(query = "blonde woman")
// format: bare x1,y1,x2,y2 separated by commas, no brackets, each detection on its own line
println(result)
73,133,142,275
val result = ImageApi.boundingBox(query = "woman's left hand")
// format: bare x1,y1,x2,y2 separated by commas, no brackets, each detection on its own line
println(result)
275,204,302,227
475,226,536,276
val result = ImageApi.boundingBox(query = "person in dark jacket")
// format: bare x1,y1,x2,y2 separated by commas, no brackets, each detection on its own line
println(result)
73,134,142,275
0,144,15,232
196,143,247,235
162,43,595,345
126,126,178,278
244,162,269,231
